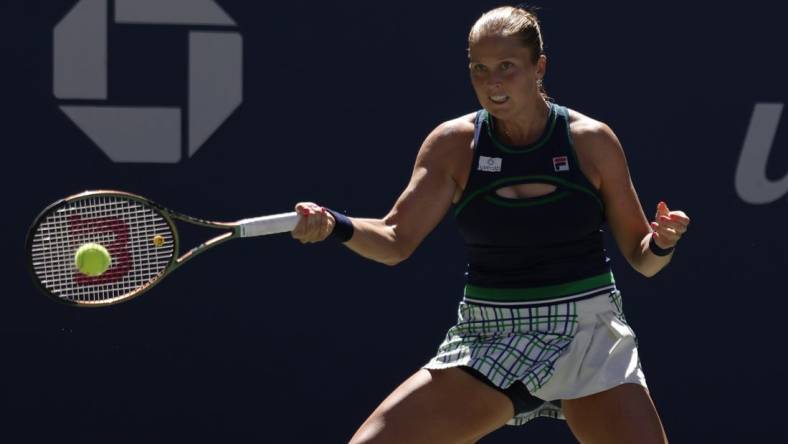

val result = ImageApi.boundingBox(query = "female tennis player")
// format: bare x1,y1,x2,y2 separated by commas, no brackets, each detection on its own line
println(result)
293,5,689,443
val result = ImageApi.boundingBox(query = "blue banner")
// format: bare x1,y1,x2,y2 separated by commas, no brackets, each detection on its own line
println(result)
3,1,786,442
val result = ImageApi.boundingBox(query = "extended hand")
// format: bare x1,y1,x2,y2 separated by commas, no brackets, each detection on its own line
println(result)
650,201,690,249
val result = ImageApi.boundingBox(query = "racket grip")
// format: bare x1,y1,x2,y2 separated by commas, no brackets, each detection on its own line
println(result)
237,212,300,237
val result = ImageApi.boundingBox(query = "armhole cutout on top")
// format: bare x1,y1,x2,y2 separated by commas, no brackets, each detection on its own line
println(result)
561,106,602,195
453,111,485,206
472,110,484,151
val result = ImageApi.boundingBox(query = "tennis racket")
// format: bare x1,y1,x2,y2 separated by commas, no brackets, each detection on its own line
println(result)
26,190,300,307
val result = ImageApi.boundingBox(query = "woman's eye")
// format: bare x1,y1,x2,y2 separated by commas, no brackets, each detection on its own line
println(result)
500,61,513,70
471,64,487,73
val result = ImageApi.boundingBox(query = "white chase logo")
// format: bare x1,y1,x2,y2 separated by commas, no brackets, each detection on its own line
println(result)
736,103,788,204
478,156,502,172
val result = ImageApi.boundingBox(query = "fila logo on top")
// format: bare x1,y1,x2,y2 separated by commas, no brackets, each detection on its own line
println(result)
553,156,569,172
735,103,788,204
53,0,242,163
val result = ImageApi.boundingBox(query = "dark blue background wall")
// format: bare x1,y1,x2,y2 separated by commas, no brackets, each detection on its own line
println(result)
3,1,787,442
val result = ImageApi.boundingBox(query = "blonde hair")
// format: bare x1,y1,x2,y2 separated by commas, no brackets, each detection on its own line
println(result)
468,5,548,98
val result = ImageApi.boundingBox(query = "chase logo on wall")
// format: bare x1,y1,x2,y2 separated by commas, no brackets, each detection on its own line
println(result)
53,0,242,163
736,103,788,204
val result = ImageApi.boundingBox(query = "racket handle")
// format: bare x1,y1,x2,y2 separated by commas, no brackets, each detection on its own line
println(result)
237,212,300,237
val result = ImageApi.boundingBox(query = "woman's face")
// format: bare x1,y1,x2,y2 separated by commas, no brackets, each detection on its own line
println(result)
468,33,545,118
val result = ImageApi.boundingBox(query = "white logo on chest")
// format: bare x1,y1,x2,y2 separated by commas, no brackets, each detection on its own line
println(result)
478,156,502,172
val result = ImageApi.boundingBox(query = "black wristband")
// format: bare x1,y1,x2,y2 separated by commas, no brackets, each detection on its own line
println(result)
649,235,675,256
325,208,354,242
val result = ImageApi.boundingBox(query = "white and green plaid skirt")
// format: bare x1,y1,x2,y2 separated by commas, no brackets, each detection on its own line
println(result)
424,287,647,426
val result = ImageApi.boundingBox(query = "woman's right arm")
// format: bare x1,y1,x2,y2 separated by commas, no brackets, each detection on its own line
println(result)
292,118,473,265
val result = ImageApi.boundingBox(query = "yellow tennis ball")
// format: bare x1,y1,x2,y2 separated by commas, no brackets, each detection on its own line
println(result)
74,243,112,277
153,234,164,247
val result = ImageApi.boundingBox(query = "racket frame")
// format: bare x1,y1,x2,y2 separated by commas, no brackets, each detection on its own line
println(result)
26,190,245,307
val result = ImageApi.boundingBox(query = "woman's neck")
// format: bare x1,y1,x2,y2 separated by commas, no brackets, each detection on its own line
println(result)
494,98,551,146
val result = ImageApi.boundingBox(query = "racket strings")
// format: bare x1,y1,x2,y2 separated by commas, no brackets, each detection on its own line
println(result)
30,195,175,304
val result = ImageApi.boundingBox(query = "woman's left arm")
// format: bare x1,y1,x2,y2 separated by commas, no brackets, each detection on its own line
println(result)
575,121,690,277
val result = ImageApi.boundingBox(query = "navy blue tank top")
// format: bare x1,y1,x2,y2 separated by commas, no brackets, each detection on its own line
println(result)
454,103,614,305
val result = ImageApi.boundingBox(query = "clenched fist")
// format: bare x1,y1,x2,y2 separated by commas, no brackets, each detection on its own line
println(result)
291,202,336,244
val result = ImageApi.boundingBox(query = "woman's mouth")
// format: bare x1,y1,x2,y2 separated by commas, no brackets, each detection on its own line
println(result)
489,95,509,104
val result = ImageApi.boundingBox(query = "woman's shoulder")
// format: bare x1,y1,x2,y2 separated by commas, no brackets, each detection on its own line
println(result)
434,111,478,138
563,106,621,154
561,105,630,192
415,112,478,175
420,112,477,152
564,106,613,137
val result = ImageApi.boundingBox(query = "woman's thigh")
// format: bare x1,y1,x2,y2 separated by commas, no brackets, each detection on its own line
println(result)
562,383,668,444
349,368,514,444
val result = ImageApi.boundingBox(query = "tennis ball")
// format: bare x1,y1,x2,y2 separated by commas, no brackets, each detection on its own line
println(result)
74,243,112,277
153,234,164,247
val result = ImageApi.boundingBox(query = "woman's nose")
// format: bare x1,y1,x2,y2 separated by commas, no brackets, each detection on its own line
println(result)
486,77,502,90
485,72,503,87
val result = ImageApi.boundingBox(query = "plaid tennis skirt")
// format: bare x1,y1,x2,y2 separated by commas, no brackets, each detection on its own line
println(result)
423,289,647,426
